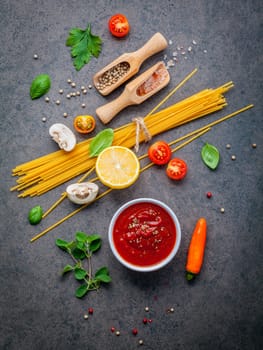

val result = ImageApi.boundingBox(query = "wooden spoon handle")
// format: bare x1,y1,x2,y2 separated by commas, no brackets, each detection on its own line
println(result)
134,32,168,65
96,93,132,124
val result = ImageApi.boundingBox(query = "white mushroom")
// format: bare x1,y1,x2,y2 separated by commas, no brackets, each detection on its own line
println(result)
66,182,99,205
49,123,76,152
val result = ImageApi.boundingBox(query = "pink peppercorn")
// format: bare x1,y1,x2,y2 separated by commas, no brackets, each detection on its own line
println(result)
132,328,138,335
88,308,94,314
206,192,212,198
143,318,148,324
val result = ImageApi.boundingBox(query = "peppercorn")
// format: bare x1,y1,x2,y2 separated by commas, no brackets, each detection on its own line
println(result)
97,62,130,91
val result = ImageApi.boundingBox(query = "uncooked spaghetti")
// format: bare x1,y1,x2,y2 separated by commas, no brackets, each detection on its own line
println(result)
11,71,235,197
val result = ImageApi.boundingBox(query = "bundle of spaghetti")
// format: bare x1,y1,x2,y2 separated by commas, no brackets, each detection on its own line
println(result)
11,80,233,197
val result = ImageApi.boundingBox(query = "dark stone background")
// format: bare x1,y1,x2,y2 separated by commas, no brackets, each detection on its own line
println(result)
1,1,262,349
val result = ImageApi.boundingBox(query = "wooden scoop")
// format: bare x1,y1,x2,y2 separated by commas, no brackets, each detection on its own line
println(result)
93,32,168,96
96,61,170,124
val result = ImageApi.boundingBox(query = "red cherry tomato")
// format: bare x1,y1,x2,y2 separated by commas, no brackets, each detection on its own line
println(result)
166,158,188,180
148,141,172,165
108,14,130,38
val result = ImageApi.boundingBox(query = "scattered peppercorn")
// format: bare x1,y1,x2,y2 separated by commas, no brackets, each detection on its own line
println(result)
138,339,144,345
33,54,38,59
45,97,50,102
231,155,236,160
83,314,89,320
88,308,94,315
59,89,63,94
142,318,148,324
226,144,231,149
252,143,257,148
115,331,120,336
55,100,60,105
144,306,149,312
132,328,138,335
110,327,115,333
71,82,76,88
206,192,212,198
220,207,225,213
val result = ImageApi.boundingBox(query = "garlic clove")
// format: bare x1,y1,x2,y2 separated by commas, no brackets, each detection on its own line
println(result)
66,182,99,204
49,123,76,152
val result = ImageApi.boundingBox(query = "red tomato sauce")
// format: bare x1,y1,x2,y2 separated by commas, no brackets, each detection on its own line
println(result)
113,202,177,267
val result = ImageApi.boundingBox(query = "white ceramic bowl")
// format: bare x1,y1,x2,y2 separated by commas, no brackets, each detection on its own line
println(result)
108,198,181,272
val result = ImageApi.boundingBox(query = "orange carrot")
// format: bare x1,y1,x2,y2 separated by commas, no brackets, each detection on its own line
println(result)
186,218,207,281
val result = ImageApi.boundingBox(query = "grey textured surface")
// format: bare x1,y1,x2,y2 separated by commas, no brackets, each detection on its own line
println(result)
1,0,262,349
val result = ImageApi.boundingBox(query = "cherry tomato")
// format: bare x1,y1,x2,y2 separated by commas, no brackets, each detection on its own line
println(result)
73,115,96,134
166,158,188,180
148,141,172,165
108,14,130,38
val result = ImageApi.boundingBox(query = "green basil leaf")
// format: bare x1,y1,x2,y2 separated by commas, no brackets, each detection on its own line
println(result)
95,267,111,283
74,267,87,280
66,240,77,251
87,234,101,242
201,143,220,170
62,264,74,275
75,284,88,298
95,266,109,276
89,128,114,157
89,239,101,252
55,238,69,250
75,231,89,242
30,74,51,99
28,205,43,225
72,248,86,260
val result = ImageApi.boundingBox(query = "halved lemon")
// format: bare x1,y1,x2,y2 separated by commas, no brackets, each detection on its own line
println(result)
95,146,140,189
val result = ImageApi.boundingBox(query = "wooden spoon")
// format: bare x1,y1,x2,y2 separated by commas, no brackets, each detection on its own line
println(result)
96,61,170,124
93,32,168,96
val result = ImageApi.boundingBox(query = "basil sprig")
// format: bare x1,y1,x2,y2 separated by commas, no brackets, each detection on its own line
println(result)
56,231,111,298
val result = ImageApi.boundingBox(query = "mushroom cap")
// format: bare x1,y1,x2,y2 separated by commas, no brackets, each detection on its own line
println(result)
49,123,76,152
66,182,99,204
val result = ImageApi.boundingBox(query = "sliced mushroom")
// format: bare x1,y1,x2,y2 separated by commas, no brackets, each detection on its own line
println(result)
66,182,99,204
49,123,76,152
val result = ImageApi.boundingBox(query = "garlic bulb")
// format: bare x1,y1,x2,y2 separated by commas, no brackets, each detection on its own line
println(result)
66,182,99,204
49,123,76,152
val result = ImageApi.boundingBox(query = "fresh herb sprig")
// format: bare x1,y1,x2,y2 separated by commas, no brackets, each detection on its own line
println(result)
56,232,111,298
66,23,102,71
